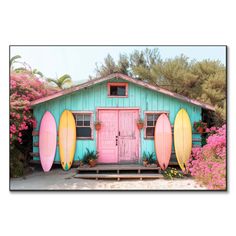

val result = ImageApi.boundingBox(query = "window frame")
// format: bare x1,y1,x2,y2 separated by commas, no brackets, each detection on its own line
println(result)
144,111,170,139
107,82,128,98
72,111,94,140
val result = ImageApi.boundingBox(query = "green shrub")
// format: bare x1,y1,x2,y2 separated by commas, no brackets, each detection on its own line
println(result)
10,147,26,177
142,152,156,164
162,167,184,180
82,148,98,164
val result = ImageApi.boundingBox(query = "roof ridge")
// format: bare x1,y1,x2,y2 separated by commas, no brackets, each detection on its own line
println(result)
30,73,215,111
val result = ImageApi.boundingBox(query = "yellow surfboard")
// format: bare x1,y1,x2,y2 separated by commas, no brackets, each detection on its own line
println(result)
174,108,192,171
59,110,76,171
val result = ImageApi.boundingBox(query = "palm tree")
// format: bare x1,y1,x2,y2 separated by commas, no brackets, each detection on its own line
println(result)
47,74,72,89
10,55,21,70
32,69,44,78
10,55,44,78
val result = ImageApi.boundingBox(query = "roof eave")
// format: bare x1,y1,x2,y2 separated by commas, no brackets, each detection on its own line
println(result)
30,73,216,111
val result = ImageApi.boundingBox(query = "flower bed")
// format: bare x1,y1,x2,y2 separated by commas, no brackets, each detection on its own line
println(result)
187,125,226,190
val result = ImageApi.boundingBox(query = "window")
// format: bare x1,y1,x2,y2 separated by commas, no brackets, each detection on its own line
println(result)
144,112,169,139
107,82,128,97
73,112,93,139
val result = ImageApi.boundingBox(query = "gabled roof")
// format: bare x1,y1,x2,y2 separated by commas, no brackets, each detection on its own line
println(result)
30,73,215,111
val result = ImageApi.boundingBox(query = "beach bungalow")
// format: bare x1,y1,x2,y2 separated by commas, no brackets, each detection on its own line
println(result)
30,73,215,166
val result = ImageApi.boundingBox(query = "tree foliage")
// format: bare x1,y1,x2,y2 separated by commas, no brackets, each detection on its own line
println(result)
47,74,72,89
10,55,22,69
94,49,226,124
10,56,58,177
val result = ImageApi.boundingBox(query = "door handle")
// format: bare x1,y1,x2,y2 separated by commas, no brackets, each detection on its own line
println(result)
116,136,118,146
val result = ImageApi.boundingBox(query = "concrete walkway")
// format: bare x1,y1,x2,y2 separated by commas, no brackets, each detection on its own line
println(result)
10,168,206,190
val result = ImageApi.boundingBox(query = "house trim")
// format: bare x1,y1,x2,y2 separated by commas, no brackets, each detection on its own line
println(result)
30,73,215,111
144,111,170,139
71,111,94,140
107,82,128,98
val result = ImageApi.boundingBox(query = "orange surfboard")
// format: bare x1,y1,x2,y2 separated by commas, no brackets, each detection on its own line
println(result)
59,110,76,171
154,114,172,170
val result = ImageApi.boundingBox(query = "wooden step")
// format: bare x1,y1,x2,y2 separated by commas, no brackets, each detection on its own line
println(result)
74,173,164,181
77,164,162,174
30,156,179,167
77,163,179,174
77,164,160,171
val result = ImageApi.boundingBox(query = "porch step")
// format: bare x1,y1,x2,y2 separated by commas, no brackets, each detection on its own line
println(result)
77,164,161,174
74,173,164,181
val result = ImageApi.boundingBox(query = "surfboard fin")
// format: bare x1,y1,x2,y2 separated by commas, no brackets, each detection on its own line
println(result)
65,163,69,171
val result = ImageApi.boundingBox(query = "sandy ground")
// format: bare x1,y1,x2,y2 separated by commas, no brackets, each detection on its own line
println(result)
10,168,206,190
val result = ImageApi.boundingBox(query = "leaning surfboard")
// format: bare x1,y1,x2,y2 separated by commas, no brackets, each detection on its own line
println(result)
174,108,192,171
154,114,172,170
59,110,76,171
39,111,57,172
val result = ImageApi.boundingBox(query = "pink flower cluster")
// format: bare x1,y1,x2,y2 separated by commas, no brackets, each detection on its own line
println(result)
10,72,57,144
187,125,226,190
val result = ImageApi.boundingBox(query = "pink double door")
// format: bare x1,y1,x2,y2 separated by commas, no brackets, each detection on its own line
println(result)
98,109,139,163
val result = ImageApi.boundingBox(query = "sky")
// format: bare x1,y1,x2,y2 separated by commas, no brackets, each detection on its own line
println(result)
10,46,226,83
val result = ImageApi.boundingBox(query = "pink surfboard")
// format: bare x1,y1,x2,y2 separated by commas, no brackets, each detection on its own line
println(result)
39,111,57,172
154,114,172,170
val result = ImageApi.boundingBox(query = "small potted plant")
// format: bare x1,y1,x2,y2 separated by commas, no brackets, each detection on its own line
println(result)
83,148,98,167
142,152,155,167
142,152,149,167
137,118,144,130
193,120,207,134
94,120,102,131
78,159,84,167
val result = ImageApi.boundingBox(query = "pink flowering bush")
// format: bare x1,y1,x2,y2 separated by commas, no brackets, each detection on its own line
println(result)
187,125,226,190
10,72,56,144
10,70,57,177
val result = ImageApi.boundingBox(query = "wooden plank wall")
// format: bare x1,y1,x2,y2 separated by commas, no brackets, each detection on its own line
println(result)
33,78,202,162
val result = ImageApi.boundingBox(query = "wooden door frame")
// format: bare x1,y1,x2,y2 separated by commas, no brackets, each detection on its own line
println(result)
96,107,141,164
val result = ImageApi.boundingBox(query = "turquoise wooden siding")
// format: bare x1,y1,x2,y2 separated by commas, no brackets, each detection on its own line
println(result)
33,78,202,163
